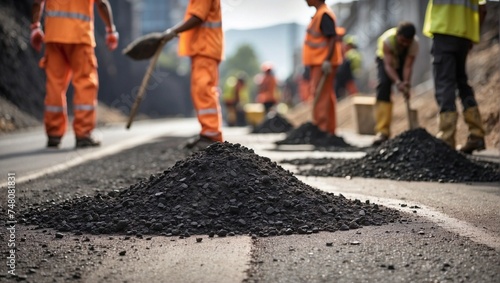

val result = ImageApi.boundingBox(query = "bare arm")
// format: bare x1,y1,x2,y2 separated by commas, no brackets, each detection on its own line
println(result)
171,16,203,35
402,55,416,87
32,0,45,24
96,0,115,31
479,4,487,28
324,36,336,61
382,43,402,84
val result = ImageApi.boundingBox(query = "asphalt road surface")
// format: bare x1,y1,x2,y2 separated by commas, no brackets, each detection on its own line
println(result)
0,119,499,283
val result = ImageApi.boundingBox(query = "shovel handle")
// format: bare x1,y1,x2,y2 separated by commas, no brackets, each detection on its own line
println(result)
404,93,416,130
313,72,328,107
126,38,168,129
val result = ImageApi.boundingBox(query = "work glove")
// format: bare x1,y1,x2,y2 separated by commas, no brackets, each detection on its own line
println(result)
106,26,119,51
162,29,178,42
397,81,410,98
321,60,332,75
30,23,44,52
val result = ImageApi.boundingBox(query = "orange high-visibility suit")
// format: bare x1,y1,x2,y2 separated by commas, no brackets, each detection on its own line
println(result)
303,3,343,135
178,0,224,142
40,0,99,140
256,70,278,113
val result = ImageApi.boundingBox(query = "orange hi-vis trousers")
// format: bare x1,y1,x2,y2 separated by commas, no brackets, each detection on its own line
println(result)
40,43,98,139
191,55,223,142
310,65,337,135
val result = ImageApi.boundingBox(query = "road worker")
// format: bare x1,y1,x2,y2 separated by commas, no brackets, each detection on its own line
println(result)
303,0,343,136
30,0,118,148
161,0,223,150
373,22,419,146
335,35,362,99
423,0,487,154
256,62,278,115
223,74,249,127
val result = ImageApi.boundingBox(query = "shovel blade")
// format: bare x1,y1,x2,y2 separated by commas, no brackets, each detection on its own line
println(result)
122,32,165,60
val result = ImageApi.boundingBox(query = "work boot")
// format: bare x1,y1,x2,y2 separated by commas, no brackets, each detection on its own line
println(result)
76,136,101,148
459,135,485,154
184,135,217,151
372,132,389,146
47,136,61,148
436,111,458,148
459,107,486,154
373,101,392,146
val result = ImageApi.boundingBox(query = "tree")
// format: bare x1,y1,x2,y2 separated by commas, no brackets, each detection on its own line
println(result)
220,44,261,99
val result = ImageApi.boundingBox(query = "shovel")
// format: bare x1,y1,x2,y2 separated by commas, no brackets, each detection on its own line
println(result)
313,72,327,107
122,30,171,60
124,35,170,129
403,89,419,130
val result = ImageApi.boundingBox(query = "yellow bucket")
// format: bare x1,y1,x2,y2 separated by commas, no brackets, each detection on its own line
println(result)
244,103,265,126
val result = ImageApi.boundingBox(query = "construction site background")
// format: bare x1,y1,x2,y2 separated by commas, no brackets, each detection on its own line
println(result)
0,0,498,150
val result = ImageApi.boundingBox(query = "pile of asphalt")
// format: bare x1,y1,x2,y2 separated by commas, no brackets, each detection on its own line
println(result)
275,122,360,150
22,142,400,237
283,128,500,183
251,113,294,134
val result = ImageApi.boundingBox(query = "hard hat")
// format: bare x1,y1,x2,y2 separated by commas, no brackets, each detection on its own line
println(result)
261,62,273,72
344,35,357,47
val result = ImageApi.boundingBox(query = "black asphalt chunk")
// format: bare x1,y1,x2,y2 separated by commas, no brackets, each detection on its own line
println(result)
22,142,400,236
251,113,294,134
283,128,500,183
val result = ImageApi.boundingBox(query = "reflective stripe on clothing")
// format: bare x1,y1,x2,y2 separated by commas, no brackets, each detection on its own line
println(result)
44,0,95,46
46,10,92,21
74,104,95,111
178,0,223,61
203,131,220,137
198,108,219,115
305,40,327,48
306,28,322,38
43,43,98,138
45,105,66,113
302,3,342,66
190,55,223,142
433,0,478,11
202,21,222,28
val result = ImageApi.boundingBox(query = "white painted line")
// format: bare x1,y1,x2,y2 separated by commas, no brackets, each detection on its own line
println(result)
2,134,164,187
300,177,500,251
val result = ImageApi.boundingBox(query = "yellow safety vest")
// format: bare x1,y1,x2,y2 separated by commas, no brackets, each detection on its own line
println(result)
376,28,397,59
222,76,249,105
423,0,484,43
345,49,362,77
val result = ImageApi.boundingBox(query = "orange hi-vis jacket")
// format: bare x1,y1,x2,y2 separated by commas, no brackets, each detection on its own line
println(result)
303,4,343,67
44,0,96,47
178,0,223,61
257,74,277,104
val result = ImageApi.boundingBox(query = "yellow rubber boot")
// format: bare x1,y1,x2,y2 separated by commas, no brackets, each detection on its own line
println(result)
436,111,458,148
460,106,486,154
372,101,392,146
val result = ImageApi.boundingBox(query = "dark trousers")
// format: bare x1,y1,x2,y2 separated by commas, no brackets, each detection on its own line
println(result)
432,34,477,113
375,57,403,102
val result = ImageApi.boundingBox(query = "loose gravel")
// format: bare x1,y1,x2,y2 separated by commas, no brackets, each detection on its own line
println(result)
275,122,362,151
282,128,500,183
22,142,401,237
251,113,294,134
